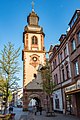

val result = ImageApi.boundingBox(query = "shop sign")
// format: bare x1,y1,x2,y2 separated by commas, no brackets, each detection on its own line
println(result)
77,80,80,89
65,84,76,93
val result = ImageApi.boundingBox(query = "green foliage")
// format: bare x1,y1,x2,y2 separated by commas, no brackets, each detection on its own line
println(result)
0,42,20,89
43,80,55,95
40,59,55,95
0,42,20,112
40,59,56,113
0,78,12,102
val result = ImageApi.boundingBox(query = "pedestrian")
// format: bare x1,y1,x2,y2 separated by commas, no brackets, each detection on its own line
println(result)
33,106,37,115
36,105,39,112
9,106,13,113
39,106,42,115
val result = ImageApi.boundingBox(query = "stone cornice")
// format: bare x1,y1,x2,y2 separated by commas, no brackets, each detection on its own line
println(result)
23,29,45,37
23,49,46,53
25,89,43,92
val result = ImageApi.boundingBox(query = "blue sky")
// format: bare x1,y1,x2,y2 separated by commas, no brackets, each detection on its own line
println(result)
0,0,80,87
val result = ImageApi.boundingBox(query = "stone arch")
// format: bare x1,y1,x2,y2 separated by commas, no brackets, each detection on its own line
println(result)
23,88,46,111
28,93,42,107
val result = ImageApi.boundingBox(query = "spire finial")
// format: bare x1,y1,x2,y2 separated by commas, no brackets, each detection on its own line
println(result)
31,1,34,12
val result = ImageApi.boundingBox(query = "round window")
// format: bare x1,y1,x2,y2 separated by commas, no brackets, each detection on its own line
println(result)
32,57,37,62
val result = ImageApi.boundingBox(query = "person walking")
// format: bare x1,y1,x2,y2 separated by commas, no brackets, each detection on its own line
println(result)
39,106,42,115
34,106,37,115
9,106,13,113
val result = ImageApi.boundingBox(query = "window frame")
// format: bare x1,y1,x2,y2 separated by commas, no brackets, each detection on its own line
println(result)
54,74,58,85
77,31,80,45
55,59,57,68
64,46,67,58
71,39,76,51
60,52,62,62
32,36,38,45
74,60,79,76
62,68,65,81
65,65,70,79
55,98,60,109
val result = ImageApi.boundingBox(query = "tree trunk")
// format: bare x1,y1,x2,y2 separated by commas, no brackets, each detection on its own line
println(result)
4,85,8,114
46,94,55,117
4,97,8,114
48,94,53,113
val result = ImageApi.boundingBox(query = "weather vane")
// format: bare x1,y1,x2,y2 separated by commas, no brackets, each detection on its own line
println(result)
31,1,34,12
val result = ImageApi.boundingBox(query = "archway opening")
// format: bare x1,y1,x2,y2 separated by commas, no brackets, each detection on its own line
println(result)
28,97,41,106
33,97,41,106
28,97,41,112
28,98,36,107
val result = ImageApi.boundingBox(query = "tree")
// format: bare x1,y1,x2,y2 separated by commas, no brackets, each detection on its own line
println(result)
0,77,13,102
40,59,55,116
0,42,20,113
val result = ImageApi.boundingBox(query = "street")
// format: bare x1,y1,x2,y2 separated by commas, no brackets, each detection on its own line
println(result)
13,107,80,120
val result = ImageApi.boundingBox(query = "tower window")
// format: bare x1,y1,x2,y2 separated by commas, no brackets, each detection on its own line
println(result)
32,36,38,44
34,74,37,78
32,57,37,62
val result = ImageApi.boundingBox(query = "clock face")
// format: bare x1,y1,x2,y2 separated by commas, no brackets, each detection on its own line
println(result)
32,57,37,62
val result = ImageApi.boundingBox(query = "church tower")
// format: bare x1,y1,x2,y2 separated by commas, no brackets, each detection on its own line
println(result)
22,4,46,110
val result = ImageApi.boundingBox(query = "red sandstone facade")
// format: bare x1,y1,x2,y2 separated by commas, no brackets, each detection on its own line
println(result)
49,10,80,117
67,10,80,116
22,9,46,110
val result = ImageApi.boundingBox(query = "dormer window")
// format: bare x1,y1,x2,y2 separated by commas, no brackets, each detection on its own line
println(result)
69,11,78,28
70,13,78,28
32,36,38,44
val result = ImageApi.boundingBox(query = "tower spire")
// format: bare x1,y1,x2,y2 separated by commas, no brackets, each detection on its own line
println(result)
31,1,34,12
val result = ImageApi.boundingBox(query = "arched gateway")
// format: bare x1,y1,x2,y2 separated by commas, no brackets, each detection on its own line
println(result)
22,6,46,110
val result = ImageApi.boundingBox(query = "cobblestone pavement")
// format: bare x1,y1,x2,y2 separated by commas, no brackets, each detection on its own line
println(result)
14,107,80,120
33,112,80,120
26,111,80,120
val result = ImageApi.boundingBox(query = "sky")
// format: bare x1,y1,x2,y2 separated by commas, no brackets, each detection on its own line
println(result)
0,0,80,87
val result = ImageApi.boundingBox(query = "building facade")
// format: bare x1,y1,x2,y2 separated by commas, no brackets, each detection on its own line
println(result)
22,8,46,110
12,88,23,107
49,35,71,113
49,10,80,117
49,45,63,112
65,10,80,116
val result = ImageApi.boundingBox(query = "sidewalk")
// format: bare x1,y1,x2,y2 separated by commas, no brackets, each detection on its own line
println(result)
27,111,80,120
13,107,80,120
